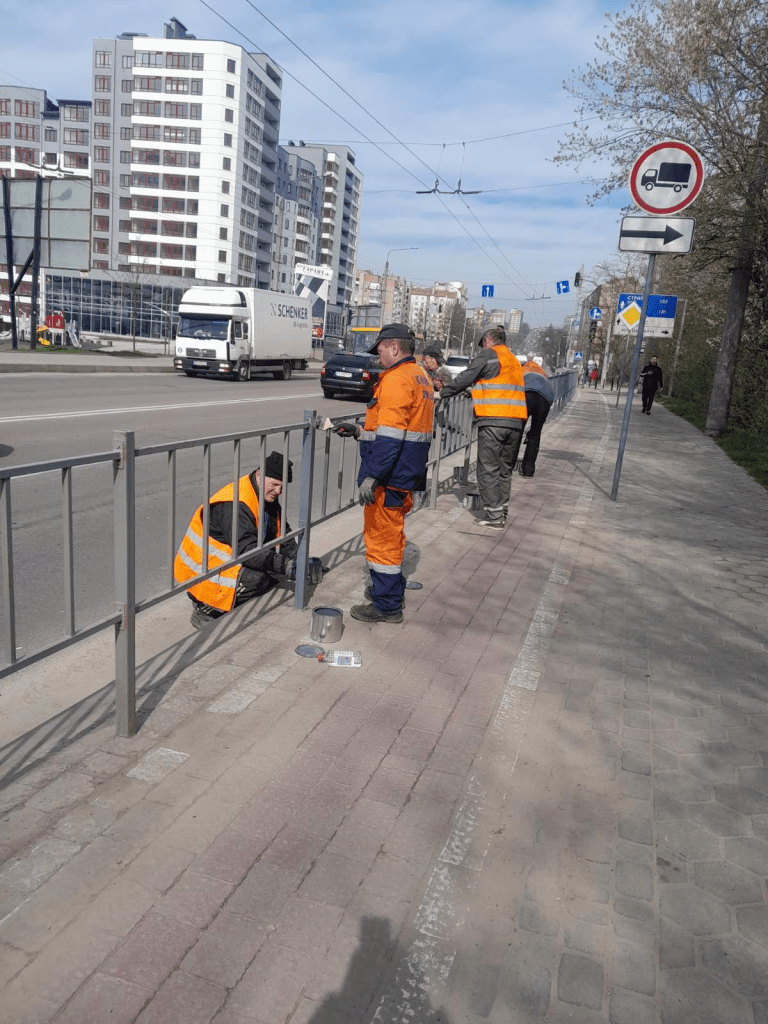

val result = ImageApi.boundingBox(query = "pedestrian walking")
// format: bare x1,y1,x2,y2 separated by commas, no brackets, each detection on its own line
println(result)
174,452,297,630
440,325,527,528
639,355,663,415
590,366,598,388
519,356,555,478
333,323,434,623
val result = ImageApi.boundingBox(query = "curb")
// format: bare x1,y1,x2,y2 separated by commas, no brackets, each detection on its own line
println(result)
0,363,176,373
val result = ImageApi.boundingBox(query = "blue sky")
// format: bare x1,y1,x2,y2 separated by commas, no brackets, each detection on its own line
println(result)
1,0,631,327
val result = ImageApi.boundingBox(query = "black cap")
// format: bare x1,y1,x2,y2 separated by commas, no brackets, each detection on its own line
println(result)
423,347,444,365
368,322,414,353
263,451,293,483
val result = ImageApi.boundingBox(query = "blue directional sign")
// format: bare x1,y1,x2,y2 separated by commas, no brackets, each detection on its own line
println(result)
615,293,679,337
556,280,570,294
589,307,602,320
481,284,495,298
574,351,584,360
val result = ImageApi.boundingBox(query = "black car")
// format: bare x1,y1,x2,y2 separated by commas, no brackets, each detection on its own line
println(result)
321,352,382,400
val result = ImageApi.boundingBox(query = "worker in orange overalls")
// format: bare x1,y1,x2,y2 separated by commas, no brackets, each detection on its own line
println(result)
174,451,297,630
333,323,434,623
440,325,527,528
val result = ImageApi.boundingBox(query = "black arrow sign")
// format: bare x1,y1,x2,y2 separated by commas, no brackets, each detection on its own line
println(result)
620,224,683,245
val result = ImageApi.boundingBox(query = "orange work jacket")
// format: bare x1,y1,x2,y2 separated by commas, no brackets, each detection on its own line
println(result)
174,474,276,612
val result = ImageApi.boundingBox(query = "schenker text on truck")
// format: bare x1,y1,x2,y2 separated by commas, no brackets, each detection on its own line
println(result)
173,286,313,382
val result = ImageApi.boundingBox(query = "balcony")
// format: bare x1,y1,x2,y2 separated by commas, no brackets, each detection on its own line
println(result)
263,97,280,123
262,122,278,145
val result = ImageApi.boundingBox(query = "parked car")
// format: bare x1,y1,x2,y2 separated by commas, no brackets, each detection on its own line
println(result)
321,351,382,400
442,355,471,380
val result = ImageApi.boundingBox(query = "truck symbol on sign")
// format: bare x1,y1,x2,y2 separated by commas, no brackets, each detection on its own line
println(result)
640,162,692,193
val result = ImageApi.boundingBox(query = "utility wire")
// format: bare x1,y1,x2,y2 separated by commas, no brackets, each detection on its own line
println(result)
198,0,531,298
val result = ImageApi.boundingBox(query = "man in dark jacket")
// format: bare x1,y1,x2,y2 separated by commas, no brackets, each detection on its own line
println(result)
175,451,297,630
519,357,555,477
639,356,663,415
440,326,527,528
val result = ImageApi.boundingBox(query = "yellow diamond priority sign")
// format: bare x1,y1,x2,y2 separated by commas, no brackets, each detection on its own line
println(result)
618,302,642,329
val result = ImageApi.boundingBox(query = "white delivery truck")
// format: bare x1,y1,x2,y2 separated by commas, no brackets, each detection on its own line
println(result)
173,287,312,381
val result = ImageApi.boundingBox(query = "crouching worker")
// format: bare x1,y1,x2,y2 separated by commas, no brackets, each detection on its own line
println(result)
333,322,434,624
174,451,297,630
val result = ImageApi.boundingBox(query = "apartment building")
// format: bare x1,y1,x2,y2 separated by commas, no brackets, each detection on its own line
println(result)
282,143,362,334
272,144,322,292
88,17,281,286
408,281,466,342
351,268,410,323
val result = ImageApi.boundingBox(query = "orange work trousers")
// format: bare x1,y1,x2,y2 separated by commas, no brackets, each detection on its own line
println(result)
363,485,413,613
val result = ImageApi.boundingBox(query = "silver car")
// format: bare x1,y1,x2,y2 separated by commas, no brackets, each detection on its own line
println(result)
442,355,470,380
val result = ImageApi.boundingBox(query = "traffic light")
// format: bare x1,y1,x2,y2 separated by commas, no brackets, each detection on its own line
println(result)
588,322,597,341
574,271,581,288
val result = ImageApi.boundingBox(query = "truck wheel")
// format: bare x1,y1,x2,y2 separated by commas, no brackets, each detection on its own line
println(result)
280,360,292,381
673,184,683,193
236,359,250,382
644,183,654,191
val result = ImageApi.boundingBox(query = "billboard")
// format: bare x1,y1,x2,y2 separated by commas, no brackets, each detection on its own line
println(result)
294,263,332,342
0,177,91,270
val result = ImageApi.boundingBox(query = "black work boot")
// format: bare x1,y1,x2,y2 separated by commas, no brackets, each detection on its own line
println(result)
350,602,403,624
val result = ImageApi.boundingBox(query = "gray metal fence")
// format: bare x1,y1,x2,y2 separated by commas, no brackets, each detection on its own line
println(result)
0,371,577,737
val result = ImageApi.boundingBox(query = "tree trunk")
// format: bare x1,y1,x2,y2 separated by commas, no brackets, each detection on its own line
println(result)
705,111,768,438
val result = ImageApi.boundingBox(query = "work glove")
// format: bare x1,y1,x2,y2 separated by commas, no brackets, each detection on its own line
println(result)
333,421,362,439
269,553,297,581
357,477,379,506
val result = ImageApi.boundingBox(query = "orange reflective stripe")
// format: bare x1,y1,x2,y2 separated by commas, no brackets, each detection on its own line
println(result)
471,346,528,421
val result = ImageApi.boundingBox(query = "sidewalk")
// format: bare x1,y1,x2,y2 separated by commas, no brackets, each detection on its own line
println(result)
0,345,325,373
1,387,767,1023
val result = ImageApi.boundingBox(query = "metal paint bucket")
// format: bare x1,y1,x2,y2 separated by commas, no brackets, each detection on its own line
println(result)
307,557,323,586
462,492,482,512
309,606,344,643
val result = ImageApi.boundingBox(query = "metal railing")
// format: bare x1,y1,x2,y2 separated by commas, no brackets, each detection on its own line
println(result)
0,373,578,737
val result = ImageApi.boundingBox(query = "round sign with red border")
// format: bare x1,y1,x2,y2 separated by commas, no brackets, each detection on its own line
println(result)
629,140,705,215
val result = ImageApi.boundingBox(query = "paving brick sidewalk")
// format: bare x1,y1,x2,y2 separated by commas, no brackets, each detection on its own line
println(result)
1,388,767,1023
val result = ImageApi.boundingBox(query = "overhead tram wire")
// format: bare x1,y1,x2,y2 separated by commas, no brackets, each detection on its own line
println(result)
197,0,529,299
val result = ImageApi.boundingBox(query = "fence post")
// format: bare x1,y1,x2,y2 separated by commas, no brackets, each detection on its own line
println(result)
428,410,444,510
114,430,136,738
294,410,316,610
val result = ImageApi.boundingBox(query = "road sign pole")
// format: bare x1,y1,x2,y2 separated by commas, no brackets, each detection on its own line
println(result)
611,253,656,501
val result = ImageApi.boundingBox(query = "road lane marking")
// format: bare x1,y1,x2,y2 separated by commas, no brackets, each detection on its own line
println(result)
0,391,323,424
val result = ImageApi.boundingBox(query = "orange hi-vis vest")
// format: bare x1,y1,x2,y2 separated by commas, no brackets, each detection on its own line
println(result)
470,345,528,422
521,359,548,378
174,473,277,613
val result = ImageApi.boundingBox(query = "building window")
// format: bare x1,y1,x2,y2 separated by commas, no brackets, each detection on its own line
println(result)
221,181,230,194
122,80,133,93
135,51,163,67
217,273,226,282
14,147,39,166
94,215,110,232
222,157,231,171
227,59,236,73
95,50,112,67
94,170,110,185
44,126,57,142
94,76,111,93
120,127,132,140
226,84,235,98
15,99,39,117
63,152,89,169
164,102,188,119
0,123,9,139
15,123,39,141
134,195,159,211
121,103,133,116
131,218,158,233
0,145,9,161
161,220,183,236
189,128,201,144
164,126,187,143
122,55,133,68
165,77,189,94
134,101,161,117
191,80,203,95
133,148,160,164
162,174,186,191
219,227,228,241
163,150,187,167
224,108,234,123
95,99,110,116
162,197,185,213
119,150,131,163
94,123,110,139
188,152,200,168
166,52,190,69
160,243,183,260
192,54,204,69
93,238,109,254
119,174,131,187
190,104,202,120
132,241,157,257
135,76,162,92
220,204,229,217
223,133,232,147
184,246,196,261
218,250,227,262
187,199,199,214
62,128,88,145
133,124,161,141
132,171,160,188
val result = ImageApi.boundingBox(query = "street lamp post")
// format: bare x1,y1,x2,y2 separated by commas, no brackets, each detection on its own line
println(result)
382,246,418,324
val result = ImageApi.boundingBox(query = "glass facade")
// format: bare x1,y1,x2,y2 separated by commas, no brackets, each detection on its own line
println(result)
44,273,190,339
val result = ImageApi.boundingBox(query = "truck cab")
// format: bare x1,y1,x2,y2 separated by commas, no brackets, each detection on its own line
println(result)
174,288,251,380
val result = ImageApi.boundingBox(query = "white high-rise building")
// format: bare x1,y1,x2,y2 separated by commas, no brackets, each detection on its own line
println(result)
90,17,281,286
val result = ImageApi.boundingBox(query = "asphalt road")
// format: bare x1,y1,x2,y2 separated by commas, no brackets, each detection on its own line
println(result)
0,371,368,665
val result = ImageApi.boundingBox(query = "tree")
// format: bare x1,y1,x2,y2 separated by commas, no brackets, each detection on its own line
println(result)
556,0,768,436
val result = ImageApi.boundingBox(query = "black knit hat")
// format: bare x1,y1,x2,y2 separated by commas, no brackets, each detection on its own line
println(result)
368,322,415,353
423,347,445,365
263,451,293,482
